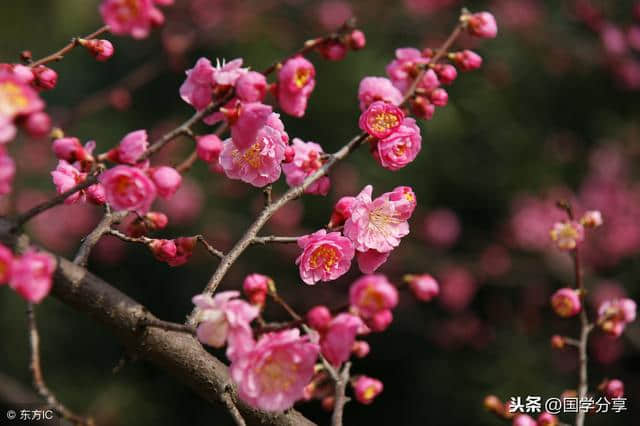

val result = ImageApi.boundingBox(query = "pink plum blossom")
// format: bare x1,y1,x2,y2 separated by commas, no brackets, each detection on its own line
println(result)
405,274,439,302
242,273,271,306
99,165,157,214
150,166,182,198
343,185,411,253
166,237,197,267
149,239,177,262
235,71,268,102
321,313,364,366
51,160,87,204
219,123,287,187
24,112,52,139
550,220,584,250
282,138,330,195
353,376,383,405
328,195,357,229
179,58,215,110
356,249,390,274
307,305,332,331
359,101,404,139
193,290,258,360
0,72,44,143
277,56,316,117
230,102,273,150
9,250,56,304
100,0,168,39
230,329,319,412
357,77,403,111
598,298,636,336
551,288,582,318
80,39,115,61
599,379,624,399
349,274,398,323
385,47,429,93
212,58,248,87
110,129,148,164
296,230,355,284
374,117,422,170
196,134,222,163
52,137,93,163
466,12,498,39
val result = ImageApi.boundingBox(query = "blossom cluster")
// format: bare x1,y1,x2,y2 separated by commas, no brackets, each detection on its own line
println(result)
0,243,56,304
100,0,173,39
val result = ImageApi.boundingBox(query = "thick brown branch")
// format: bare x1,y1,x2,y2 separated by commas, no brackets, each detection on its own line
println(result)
29,26,111,68
0,218,315,426
27,304,94,426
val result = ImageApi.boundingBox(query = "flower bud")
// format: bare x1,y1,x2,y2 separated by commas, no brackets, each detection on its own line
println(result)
513,414,536,426
24,112,51,139
150,166,182,199
52,137,86,162
369,309,393,332
435,64,458,84
321,396,335,411
466,12,498,39
537,412,558,426
318,41,347,61
599,379,624,399
550,335,565,349
411,95,435,120
33,65,58,90
579,210,603,228
405,274,439,302
451,50,483,71
429,88,448,107
79,39,115,61
196,134,223,163
284,145,296,163
353,376,383,404
352,340,370,358
551,288,582,318
243,273,270,306
483,395,503,415
348,30,366,50
146,211,169,230
328,196,356,228
149,239,177,263
236,71,268,103
307,305,332,331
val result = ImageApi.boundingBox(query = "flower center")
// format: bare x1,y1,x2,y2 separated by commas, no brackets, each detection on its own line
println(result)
553,296,573,316
0,82,29,117
118,0,142,22
360,286,385,311
294,68,311,88
309,245,338,272
258,354,297,393
368,112,399,134
363,385,377,401
115,175,134,195
242,142,262,168
392,141,407,156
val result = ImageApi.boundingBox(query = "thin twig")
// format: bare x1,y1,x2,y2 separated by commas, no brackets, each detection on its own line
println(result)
176,150,199,173
252,235,300,244
331,362,352,426
74,210,128,266
196,235,225,259
221,389,247,426
29,26,111,68
27,304,94,426
263,185,273,207
269,290,302,322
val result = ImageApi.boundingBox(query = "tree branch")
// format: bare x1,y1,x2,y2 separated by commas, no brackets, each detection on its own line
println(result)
74,210,128,266
29,26,111,68
0,218,315,426
331,362,351,426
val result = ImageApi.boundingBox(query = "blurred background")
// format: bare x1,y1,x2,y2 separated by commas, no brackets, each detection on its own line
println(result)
0,0,639,425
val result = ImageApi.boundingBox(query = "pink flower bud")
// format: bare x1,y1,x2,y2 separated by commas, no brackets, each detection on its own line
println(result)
328,196,356,229
235,71,268,103
513,414,537,426
9,250,56,304
452,50,483,71
429,88,448,107
243,273,270,306
537,412,558,426
411,95,435,120
599,379,624,399
353,376,383,405
80,39,115,61
551,288,582,318
359,101,404,139
318,41,347,61
349,30,366,50
52,137,83,162
0,243,14,285
352,340,370,358
369,309,393,332
321,396,335,411
113,129,148,164
405,274,439,302
466,12,498,39
149,239,177,263
167,237,197,267
483,395,503,415
151,166,182,199
146,211,169,230
196,134,222,163
579,210,603,228
33,65,58,90
284,145,296,163
598,298,636,337
550,335,565,349
435,64,457,85
24,112,51,139
12,64,35,84
307,305,332,331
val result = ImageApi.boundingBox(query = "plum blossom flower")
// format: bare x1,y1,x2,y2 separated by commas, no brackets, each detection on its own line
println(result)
230,102,273,150
212,58,248,87
343,185,413,253
357,77,403,111
405,274,439,302
597,298,636,336
282,138,330,195
51,161,87,204
359,101,404,139
320,313,364,366
99,165,157,213
551,288,582,318
100,0,169,39
196,134,222,163
599,379,624,399
580,210,603,228
307,305,332,331
349,274,398,331
353,376,383,404
0,72,44,143
193,291,259,360
385,47,430,93
236,71,267,102
109,129,148,164
296,230,355,285
150,166,182,198
9,250,56,303
0,243,14,285
550,220,584,250
219,119,288,187
277,56,316,117
356,249,390,274
373,117,422,170
180,58,215,110
243,273,271,306
230,329,319,411
52,137,94,163
465,12,498,39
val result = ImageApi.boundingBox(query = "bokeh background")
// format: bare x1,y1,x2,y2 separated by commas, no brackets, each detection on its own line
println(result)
1,0,639,425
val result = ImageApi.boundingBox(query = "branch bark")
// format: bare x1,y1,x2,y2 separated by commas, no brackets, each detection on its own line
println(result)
0,218,315,426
